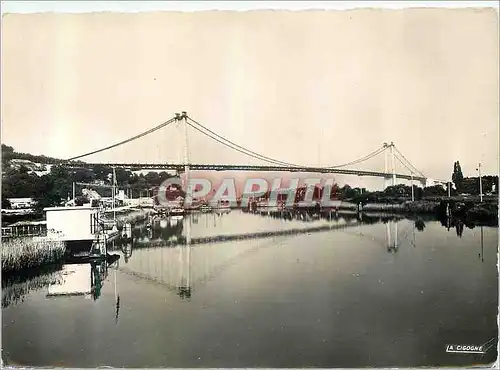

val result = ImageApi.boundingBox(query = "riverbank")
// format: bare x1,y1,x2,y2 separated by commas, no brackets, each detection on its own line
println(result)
359,200,441,213
341,198,498,223
339,200,439,212
1,238,66,275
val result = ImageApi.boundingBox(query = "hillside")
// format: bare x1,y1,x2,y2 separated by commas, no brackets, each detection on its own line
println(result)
1,144,178,212
1,144,77,167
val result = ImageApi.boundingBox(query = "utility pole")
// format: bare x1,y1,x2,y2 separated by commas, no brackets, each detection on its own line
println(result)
394,221,398,250
480,225,484,262
448,182,451,198
478,162,483,202
112,167,116,222
386,222,391,249
412,221,416,248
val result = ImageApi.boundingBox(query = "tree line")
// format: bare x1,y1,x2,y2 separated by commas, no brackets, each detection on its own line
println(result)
452,160,498,194
2,145,176,212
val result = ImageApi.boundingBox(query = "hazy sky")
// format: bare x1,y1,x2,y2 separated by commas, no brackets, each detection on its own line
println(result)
2,9,498,187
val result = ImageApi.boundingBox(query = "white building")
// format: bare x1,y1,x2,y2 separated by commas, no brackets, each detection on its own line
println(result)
8,197,35,209
425,178,448,189
45,206,99,242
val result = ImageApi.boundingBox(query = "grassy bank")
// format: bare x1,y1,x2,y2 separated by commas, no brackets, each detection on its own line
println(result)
1,238,66,274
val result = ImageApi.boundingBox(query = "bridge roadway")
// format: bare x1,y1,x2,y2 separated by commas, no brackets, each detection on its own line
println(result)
69,162,427,183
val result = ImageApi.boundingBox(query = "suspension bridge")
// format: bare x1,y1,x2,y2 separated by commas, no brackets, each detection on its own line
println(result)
64,112,430,187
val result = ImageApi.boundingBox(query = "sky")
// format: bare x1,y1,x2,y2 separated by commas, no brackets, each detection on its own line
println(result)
1,8,498,189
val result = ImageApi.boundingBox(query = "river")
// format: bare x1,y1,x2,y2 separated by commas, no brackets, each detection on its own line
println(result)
2,210,498,367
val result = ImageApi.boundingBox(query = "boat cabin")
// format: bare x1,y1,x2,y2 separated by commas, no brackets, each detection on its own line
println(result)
44,206,100,242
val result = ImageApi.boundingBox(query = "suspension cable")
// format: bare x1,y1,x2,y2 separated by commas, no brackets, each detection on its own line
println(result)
393,146,425,177
186,119,298,167
327,146,386,168
395,149,424,177
65,116,177,162
394,153,421,177
187,115,386,169
187,116,300,167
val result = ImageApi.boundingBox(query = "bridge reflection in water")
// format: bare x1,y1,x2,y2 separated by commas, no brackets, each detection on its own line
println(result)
111,214,280,300
34,209,485,309
105,210,429,301
33,208,486,309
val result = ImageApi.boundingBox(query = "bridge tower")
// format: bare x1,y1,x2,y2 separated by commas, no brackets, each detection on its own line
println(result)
181,111,193,206
384,143,388,190
178,216,192,299
383,142,397,190
383,143,389,190
386,220,398,253
390,142,396,187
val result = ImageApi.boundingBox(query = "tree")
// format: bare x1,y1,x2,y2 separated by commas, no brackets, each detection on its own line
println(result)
31,166,73,211
72,168,95,183
144,172,161,187
384,184,410,197
415,218,426,232
2,198,11,209
92,164,112,182
1,144,15,164
422,185,447,197
114,168,132,185
452,161,464,192
158,171,173,184
1,168,39,198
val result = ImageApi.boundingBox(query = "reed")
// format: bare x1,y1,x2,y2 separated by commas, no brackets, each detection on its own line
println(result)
1,238,66,274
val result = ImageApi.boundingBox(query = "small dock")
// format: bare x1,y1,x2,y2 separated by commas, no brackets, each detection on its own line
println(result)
1,220,47,238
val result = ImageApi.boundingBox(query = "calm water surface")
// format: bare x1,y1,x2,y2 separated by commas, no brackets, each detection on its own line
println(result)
2,210,498,367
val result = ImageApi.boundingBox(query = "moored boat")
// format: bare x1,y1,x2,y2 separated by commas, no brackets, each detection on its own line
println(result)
169,208,185,218
200,204,212,212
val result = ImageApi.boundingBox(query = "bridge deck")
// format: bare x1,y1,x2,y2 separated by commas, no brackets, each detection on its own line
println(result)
66,162,427,182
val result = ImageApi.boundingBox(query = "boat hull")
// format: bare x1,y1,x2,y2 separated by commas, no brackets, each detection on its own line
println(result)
64,240,94,256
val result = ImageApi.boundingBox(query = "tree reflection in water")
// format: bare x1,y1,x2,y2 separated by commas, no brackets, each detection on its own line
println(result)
415,218,426,232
